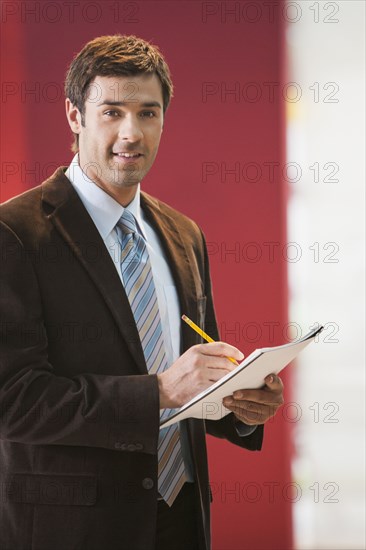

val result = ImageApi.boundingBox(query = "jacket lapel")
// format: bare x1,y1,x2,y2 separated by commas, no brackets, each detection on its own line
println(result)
140,192,202,352
41,168,147,374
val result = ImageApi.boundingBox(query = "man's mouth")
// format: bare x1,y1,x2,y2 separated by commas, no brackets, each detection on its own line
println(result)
112,152,143,158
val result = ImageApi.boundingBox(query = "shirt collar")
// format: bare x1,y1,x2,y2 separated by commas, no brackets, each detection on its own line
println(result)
65,153,147,240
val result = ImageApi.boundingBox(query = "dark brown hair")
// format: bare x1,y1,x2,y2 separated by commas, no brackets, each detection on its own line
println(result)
64,34,174,152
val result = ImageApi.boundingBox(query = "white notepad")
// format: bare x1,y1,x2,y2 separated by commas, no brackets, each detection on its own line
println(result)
160,325,323,428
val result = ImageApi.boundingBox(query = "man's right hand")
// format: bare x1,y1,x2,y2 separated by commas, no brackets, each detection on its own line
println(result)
157,343,244,409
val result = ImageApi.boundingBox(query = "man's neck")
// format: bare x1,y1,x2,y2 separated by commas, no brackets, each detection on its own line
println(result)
91,179,138,207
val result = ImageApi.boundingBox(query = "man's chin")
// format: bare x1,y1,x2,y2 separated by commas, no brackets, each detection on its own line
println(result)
108,175,141,188
106,169,142,187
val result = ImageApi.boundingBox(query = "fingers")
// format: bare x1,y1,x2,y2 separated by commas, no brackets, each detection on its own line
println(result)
207,369,235,383
230,375,284,405
224,399,277,422
230,390,281,405
223,399,269,425
203,357,238,382
191,343,243,376
190,348,239,373
222,373,284,425
264,373,284,392
196,342,244,363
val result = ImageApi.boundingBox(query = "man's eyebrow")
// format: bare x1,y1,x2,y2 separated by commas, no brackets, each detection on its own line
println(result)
96,100,162,108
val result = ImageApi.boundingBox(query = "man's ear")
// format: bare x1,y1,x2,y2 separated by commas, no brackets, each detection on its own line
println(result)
65,98,82,134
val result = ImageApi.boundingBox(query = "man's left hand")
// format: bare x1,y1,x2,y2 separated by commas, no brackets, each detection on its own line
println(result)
222,374,284,425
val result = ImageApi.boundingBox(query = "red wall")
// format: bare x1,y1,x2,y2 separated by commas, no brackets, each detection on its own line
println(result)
1,1,291,548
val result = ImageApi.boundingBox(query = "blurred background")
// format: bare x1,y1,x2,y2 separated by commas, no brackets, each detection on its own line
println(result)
287,3,365,549
1,1,365,548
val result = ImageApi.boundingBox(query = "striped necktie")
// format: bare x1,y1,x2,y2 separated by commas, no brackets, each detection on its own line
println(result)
116,209,186,506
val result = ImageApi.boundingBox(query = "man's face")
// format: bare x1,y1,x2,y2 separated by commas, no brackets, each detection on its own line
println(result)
67,73,164,195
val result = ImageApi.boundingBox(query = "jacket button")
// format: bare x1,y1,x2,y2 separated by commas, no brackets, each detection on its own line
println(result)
127,444,136,452
142,478,154,490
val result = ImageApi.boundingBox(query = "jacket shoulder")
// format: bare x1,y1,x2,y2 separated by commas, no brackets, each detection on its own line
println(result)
0,184,43,216
141,191,203,239
0,167,70,244
0,184,44,240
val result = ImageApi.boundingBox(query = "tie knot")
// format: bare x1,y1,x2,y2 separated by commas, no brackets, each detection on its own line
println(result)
118,209,138,235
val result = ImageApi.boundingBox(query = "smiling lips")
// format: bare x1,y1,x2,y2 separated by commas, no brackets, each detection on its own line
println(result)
112,152,143,164
113,152,142,158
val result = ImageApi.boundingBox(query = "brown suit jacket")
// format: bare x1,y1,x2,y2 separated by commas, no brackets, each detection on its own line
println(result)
0,168,263,550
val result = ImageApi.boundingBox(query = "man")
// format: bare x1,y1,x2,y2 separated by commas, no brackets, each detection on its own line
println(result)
0,35,284,550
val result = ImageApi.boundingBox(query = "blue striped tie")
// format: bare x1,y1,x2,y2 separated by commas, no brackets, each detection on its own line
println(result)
116,209,186,506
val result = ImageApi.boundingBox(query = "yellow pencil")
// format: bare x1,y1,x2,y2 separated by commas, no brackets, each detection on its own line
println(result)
181,314,239,365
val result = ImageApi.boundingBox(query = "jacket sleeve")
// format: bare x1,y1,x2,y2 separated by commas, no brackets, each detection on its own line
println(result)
198,228,264,451
0,221,160,454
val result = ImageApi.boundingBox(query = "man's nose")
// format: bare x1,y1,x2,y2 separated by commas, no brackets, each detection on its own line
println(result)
118,115,143,142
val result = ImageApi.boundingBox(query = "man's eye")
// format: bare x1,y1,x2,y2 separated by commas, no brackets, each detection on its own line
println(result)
140,111,156,118
104,110,119,117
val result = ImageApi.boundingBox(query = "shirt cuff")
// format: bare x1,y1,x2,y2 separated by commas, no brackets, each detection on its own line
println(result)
234,418,258,437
